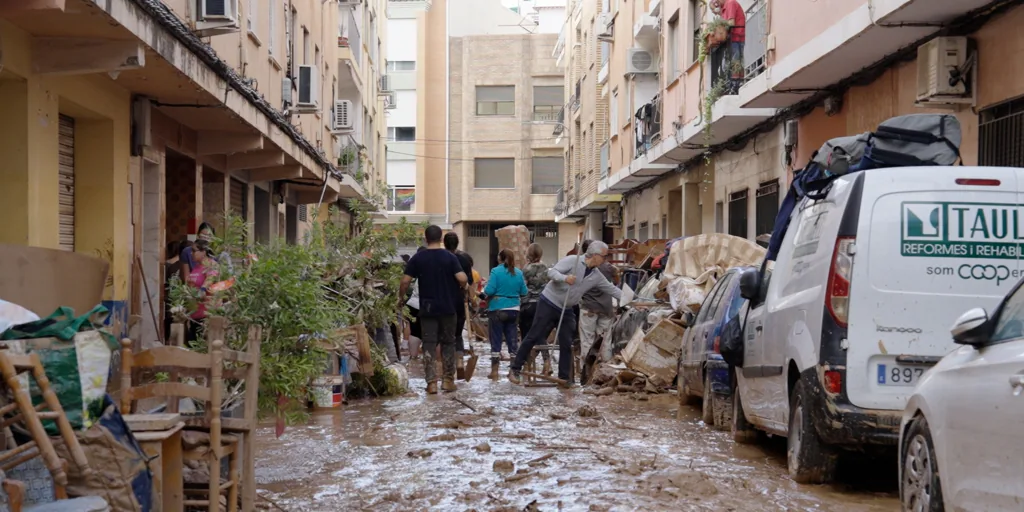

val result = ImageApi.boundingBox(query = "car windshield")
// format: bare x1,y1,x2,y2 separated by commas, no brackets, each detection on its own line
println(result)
991,283,1024,342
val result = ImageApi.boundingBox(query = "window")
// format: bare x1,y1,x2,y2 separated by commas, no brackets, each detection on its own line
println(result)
728,189,749,239
690,0,702,63
247,0,258,36
268,0,277,56
980,99,1024,167
668,13,680,79
755,179,780,236
640,221,650,241
715,201,724,233
302,28,310,65
626,224,636,240
474,158,515,188
476,86,515,116
387,186,415,212
387,61,416,72
662,215,668,238
387,127,416,141
533,86,563,122
531,157,562,195
600,142,609,178
992,284,1024,342
611,90,619,131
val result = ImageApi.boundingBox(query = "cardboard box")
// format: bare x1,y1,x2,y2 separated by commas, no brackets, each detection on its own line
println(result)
0,244,109,318
621,319,687,386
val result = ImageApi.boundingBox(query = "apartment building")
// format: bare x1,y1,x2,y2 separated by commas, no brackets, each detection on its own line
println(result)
0,0,386,349
447,0,570,277
557,0,1024,247
380,0,448,227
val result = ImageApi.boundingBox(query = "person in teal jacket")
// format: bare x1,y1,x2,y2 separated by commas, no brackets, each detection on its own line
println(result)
480,249,529,379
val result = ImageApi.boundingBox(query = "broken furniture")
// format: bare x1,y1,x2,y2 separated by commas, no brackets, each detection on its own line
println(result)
0,476,109,512
122,414,183,512
0,351,91,500
523,345,567,387
120,317,262,512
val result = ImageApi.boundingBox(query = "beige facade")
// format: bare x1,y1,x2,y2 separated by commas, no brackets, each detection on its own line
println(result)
555,0,1024,246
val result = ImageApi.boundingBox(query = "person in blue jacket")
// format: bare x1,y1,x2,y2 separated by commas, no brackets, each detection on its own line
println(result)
480,249,529,380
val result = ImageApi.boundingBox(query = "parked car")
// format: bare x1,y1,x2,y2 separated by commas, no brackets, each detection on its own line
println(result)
732,167,1018,483
899,278,1024,511
678,266,755,429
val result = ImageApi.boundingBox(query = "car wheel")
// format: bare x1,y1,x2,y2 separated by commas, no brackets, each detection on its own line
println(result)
678,367,699,406
787,379,838,484
701,372,715,425
902,416,944,512
731,382,758,444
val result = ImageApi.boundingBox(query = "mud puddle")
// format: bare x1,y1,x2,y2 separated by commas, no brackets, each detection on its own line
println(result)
255,358,899,511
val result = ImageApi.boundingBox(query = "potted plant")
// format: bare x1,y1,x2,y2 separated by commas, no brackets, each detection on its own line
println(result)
704,18,730,48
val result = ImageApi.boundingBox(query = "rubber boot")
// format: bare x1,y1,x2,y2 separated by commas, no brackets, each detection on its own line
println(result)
456,351,466,380
489,359,500,380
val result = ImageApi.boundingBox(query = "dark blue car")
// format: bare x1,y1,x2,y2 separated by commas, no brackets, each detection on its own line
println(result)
677,266,755,430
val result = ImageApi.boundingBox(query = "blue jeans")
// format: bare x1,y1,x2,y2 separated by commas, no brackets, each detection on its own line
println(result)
488,310,519,359
512,298,577,381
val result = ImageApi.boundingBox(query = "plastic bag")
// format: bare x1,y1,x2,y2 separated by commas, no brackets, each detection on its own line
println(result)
0,299,40,337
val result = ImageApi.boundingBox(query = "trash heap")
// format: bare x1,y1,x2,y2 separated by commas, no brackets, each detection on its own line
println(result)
593,234,765,395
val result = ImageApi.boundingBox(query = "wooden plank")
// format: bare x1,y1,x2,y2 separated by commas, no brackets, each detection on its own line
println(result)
131,346,212,369
123,413,182,432
131,421,185,441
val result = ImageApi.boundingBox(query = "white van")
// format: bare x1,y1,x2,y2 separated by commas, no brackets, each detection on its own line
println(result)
732,166,1021,484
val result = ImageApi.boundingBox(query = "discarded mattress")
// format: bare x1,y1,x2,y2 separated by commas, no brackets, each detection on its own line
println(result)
659,234,766,314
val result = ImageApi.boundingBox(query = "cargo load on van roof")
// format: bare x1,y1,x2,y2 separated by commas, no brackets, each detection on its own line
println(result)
765,114,963,262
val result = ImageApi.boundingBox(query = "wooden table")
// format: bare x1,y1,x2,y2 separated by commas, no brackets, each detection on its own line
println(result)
124,414,183,512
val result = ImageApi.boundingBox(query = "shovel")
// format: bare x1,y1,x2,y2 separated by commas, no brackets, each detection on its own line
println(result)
463,303,479,381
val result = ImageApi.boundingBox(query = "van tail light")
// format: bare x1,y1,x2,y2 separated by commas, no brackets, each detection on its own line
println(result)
823,370,842,395
955,178,1001,186
826,236,855,327
713,336,721,354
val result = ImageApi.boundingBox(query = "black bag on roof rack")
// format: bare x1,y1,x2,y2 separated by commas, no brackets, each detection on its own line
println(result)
855,114,962,170
811,132,871,176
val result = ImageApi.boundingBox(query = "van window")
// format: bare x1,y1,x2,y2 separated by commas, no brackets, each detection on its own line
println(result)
791,202,829,259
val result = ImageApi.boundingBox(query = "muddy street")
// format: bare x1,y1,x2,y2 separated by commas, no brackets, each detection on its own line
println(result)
254,365,899,511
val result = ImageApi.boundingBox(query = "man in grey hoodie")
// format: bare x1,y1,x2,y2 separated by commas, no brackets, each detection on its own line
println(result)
508,241,622,385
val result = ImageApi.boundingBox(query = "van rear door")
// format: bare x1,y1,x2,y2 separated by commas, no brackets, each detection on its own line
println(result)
846,167,1021,411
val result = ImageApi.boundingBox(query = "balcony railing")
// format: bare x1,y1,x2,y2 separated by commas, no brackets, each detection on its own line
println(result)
572,79,582,112
338,7,362,66
553,106,566,136
554,187,566,216
533,110,560,122
634,95,662,157
744,0,767,80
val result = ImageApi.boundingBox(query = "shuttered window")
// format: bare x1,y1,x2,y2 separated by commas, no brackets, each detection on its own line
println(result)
58,115,75,252
533,86,563,121
729,189,749,239
530,157,562,194
229,178,247,220
476,86,515,116
474,158,515,189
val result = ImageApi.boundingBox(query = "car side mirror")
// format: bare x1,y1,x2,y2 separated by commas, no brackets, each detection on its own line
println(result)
951,307,991,346
739,271,761,301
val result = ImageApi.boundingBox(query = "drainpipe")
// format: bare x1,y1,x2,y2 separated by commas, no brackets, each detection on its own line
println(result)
445,0,451,226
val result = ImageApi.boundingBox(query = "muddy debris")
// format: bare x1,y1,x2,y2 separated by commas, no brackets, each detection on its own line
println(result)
492,460,515,473
505,470,536,483
474,442,492,453
525,453,554,466
406,449,433,458
577,405,600,418
549,411,570,420
576,419,602,428
427,433,457,442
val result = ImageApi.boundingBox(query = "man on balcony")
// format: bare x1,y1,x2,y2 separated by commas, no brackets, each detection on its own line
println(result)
713,0,746,94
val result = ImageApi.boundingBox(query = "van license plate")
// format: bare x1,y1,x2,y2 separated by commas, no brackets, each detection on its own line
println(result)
877,364,926,387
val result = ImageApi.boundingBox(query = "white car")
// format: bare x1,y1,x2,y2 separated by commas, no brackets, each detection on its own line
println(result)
900,282,1024,511
733,166,1019,483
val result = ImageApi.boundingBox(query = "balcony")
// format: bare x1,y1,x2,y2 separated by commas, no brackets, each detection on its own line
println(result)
554,24,566,66
634,14,659,51
338,6,363,76
552,106,566,136
553,187,566,216
600,95,676,193
743,0,767,81
739,0,992,109
571,79,581,113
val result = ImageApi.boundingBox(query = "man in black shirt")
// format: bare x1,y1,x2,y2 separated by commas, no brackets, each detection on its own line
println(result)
443,232,475,375
400,226,469,394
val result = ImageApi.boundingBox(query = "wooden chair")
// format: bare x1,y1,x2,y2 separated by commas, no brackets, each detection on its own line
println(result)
0,351,91,500
119,317,261,512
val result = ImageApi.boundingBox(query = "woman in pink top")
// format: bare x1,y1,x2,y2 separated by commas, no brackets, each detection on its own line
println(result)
187,240,214,342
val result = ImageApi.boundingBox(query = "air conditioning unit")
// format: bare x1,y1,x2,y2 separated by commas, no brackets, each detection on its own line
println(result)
296,65,319,108
196,0,239,35
916,36,969,103
597,13,613,42
626,48,658,74
605,203,622,227
384,91,397,110
379,74,392,94
333,100,354,131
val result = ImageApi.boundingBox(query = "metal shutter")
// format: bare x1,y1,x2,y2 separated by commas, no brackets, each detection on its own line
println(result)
229,178,246,220
58,115,75,251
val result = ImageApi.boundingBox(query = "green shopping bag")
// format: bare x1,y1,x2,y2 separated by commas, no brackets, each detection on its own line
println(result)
1,305,118,434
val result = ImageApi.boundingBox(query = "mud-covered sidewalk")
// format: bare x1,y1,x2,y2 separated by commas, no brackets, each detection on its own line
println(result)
254,368,900,511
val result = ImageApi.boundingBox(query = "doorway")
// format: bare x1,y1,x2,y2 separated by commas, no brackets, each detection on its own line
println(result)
254,187,271,243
